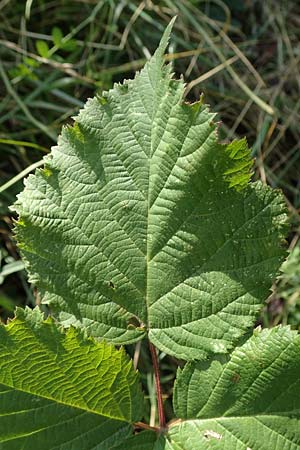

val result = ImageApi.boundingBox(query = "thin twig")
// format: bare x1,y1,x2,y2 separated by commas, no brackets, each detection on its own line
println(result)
180,0,274,115
134,421,160,432
0,61,57,141
184,55,238,96
133,340,142,370
0,159,44,194
0,40,94,84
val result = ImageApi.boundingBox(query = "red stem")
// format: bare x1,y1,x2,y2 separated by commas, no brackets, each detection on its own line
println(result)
149,341,166,430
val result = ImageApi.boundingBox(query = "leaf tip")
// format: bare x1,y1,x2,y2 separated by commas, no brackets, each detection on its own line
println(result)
154,16,177,58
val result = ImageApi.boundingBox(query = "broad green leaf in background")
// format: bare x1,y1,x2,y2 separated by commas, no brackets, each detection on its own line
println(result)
14,19,287,360
113,431,166,450
0,307,144,449
170,326,300,449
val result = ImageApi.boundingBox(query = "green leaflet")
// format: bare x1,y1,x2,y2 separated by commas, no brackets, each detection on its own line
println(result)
13,19,287,360
0,307,143,449
171,326,300,449
3,315,299,449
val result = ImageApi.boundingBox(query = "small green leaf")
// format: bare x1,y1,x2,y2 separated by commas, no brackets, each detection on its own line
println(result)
0,307,144,448
23,56,40,68
51,27,77,52
36,40,50,58
15,19,287,360
51,26,63,46
61,39,77,52
171,326,300,449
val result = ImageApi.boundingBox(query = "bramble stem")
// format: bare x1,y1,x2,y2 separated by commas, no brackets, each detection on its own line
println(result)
134,421,160,432
149,341,166,430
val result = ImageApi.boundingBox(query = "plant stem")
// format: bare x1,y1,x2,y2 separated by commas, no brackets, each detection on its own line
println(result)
133,340,141,370
134,421,160,432
149,341,166,430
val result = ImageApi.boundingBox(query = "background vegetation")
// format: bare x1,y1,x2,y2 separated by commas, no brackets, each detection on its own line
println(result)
0,0,299,425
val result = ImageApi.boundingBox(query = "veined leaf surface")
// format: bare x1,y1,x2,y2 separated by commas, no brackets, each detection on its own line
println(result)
0,307,143,449
170,326,300,449
113,431,166,450
14,19,287,359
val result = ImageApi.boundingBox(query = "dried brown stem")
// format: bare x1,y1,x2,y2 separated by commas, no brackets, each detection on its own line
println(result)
134,421,160,432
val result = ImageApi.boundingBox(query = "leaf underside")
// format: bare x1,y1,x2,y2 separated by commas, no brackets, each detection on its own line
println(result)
170,326,300,449
14,19,287,360
0,308,143,449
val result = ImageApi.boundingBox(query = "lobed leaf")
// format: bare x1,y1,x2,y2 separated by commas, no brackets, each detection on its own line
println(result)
14,19,287,360
0,307,143,449
170,326,300,449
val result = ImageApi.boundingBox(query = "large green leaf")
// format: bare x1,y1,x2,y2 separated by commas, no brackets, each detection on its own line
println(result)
114,431,166,450
0,307,143,449
170,326,300,449
14,19,287,360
